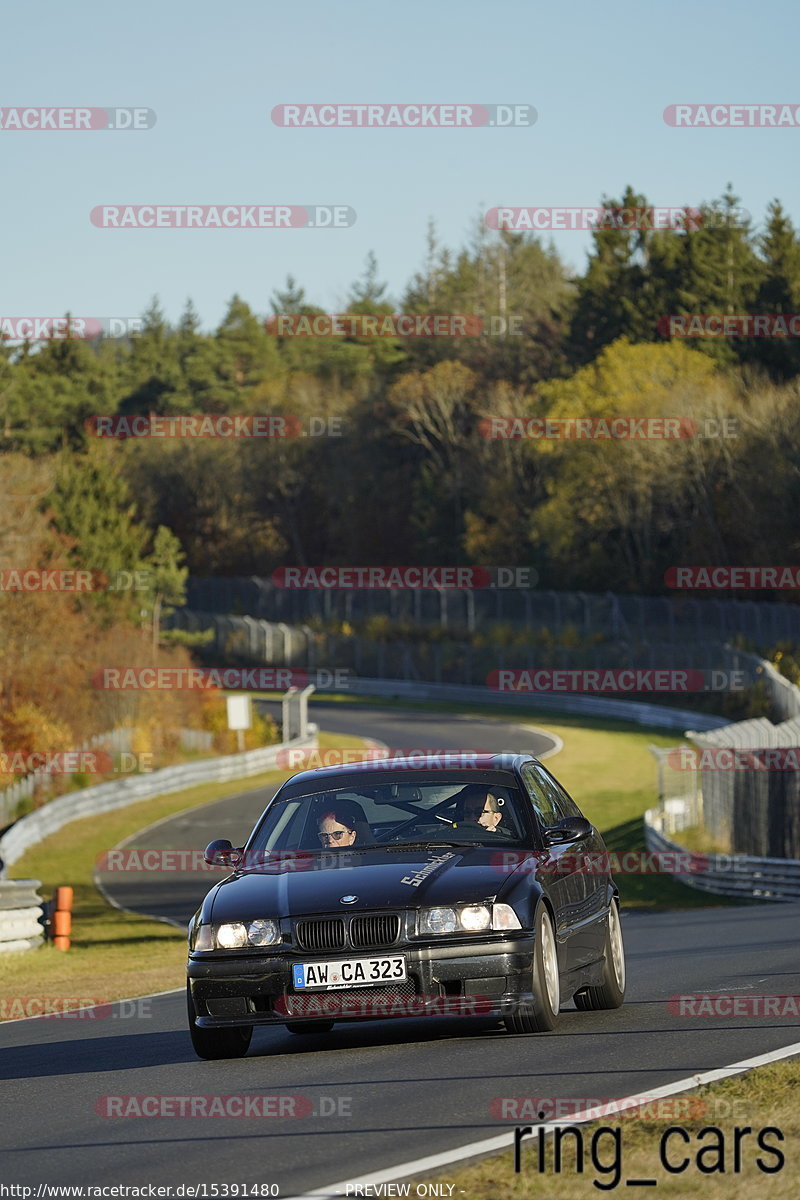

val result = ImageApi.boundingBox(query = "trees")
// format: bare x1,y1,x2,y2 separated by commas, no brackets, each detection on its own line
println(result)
216,294,282,397
403,217,573,386
531,339,736,591
387,361,480,558
747,202,800,379
46,447,148,622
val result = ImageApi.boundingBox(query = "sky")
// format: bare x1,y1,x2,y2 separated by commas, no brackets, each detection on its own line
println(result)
1,0,798,331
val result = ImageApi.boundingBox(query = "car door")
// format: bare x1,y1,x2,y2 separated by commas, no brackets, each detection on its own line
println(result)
533,763,610,967
519,763,584,973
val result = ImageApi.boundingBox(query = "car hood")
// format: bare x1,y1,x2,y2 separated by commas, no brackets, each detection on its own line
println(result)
204,846,524,922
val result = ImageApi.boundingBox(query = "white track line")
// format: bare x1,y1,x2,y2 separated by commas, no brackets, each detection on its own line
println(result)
297,1039,800,1198
0,987,183,1026
511,723,564,760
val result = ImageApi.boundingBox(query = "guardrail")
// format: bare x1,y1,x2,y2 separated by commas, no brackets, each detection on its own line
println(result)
643,809,800,901
0,729,318,879
0,726,216,828
335,678,731,732
0,879,45,953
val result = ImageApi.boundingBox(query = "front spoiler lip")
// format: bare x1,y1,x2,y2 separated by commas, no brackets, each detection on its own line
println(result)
194,994,531,1029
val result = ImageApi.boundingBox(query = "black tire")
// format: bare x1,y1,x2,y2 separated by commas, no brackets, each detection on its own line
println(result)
285,1020,335,1034
574,899,626,1011
504,905,560,1035
187,984,252,1059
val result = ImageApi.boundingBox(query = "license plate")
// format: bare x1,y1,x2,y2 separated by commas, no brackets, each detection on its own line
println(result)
292,954,407,991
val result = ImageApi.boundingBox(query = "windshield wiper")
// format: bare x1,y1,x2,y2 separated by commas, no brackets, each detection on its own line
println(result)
382,840,482,851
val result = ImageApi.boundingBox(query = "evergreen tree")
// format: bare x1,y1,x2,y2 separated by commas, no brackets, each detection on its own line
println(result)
47,447,148,619
671,187,762,367
118,298,181,414
748,201,800,378
216,294,281,396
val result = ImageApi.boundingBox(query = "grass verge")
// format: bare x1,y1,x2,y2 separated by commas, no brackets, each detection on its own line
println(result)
416,1057,800,1199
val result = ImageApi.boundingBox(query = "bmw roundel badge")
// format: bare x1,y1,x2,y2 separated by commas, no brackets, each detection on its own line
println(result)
340,894,358,904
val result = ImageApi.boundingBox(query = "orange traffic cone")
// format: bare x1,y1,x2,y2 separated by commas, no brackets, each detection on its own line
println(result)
52,886,73,951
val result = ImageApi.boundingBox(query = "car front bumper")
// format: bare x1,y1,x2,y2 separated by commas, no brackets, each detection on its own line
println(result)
187,935,536,1026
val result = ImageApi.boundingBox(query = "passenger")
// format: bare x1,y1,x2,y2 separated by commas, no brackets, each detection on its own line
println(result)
456,785,505,832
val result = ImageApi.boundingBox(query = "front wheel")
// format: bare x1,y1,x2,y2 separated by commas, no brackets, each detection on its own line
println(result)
574,899,626,1011
187,984,253,1059
504,905,560,1035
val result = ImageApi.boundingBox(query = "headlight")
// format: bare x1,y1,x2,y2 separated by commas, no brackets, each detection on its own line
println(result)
208,919,282,949
419,907,458,935
419,903,521,935
460,905,492,932
246,918,281,947
215,922,248,949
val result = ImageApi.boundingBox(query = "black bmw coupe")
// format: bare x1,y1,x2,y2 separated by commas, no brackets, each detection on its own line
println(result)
187,753,625,1058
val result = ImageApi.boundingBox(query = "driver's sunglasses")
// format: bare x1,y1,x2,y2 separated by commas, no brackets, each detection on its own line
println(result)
318,828,348,842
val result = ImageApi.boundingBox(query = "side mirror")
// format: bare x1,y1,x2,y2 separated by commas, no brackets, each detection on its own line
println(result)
204,839,243,867
544,817,592,846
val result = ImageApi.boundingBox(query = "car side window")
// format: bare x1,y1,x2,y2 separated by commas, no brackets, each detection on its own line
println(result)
520,764,561,828
535,765,584,821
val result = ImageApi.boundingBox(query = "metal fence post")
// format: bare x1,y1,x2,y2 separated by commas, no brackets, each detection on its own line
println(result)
282,687,298,741
297,685,315,739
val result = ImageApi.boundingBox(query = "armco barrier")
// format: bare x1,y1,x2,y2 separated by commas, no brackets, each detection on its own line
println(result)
0,730,317,879
335,678,730,732
0,879,45,953
643,809,800,901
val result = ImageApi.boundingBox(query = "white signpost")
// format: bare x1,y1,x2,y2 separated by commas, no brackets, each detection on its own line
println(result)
226,694,252,752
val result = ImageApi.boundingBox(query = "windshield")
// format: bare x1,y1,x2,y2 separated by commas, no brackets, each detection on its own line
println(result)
245,777,528,856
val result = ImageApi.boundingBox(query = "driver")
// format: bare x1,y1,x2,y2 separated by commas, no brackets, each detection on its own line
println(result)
316,799,375,848
455,785,505,832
